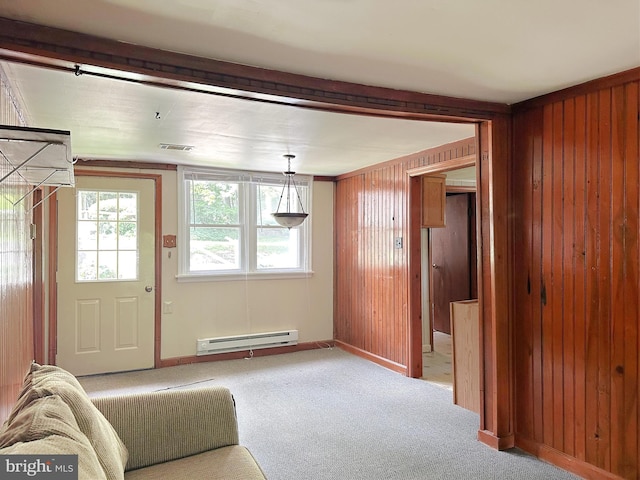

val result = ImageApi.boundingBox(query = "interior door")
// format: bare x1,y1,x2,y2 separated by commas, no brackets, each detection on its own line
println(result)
57,175,155,376
430,193,472,334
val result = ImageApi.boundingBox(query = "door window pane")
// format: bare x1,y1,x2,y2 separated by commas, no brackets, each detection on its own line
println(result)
77,190,139,282
98,251,117,280
118,222,137,249
98,192,118,220
118,251,138,280
77,251,97,281
118,192,137,220
77,221,97,250
98,221,118,249
78,191,97,220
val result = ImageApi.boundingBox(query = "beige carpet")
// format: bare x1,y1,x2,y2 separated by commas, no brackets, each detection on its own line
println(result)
80,347,580,480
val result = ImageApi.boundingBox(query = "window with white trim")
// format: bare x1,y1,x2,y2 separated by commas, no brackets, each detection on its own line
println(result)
178,166,312,279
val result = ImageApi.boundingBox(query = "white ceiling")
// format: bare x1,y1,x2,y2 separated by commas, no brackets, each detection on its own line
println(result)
0,61,476,176
0,0,638,175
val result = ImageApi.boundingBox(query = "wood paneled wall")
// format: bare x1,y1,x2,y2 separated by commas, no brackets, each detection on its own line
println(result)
0,76,33,423
512,70,639,479
334,138,475,371
0,171,33,425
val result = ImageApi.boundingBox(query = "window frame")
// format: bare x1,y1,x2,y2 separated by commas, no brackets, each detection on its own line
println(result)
177,165,313,281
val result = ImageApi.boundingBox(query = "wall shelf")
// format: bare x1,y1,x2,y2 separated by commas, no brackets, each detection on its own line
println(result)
0,125,75,208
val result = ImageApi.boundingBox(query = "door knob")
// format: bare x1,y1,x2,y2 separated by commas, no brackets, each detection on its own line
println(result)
145,286,153,292
432,264,439,269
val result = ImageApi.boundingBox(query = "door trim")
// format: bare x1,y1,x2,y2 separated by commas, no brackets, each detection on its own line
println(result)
48,169,163,369
32,189,45,364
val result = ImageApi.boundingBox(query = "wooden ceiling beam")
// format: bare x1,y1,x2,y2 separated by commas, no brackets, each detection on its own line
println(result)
0,16,510,123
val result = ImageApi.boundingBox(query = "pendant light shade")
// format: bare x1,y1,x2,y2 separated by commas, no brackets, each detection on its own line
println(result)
272,154,308,228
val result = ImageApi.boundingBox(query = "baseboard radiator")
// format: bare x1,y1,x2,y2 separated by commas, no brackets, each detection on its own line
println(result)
196,330,299,356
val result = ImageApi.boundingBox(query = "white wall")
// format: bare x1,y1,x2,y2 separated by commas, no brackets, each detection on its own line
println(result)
159,171,334,358
50,167,334,361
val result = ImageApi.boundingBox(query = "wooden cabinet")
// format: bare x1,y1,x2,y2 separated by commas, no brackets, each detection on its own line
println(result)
421,174,446,227
450,299,480,414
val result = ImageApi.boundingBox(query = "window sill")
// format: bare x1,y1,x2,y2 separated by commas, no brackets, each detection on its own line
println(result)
175,271,314,283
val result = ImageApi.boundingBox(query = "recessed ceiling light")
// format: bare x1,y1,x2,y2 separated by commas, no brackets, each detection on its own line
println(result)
159,143,194,152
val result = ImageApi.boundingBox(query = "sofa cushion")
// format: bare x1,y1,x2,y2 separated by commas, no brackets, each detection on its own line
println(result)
7,363,127,480
0,395,78,446
0,395,107,480
92,387,240,472
123,445,267,480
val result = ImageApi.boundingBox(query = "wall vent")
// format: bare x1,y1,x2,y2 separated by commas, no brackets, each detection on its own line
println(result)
196,330,298,356
159,143,194,152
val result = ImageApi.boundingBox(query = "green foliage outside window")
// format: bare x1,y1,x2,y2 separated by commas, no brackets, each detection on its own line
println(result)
190,180,239,225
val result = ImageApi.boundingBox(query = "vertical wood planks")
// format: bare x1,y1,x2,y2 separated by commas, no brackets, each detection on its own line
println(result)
631,81,639,479
0,79,33,424
623,81,639,479
551,101,565,452
610,84,625,475
596,88,612,471
0,162,34,423
561,98,576,457
541,103,555,447
531,106,545,445
334,138,475,370
573,94,588,462
613,80,639,479
584,90,601,468
512,76,639,479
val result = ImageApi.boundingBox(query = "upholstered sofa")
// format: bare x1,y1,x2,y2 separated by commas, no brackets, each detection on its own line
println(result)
0,363,267,479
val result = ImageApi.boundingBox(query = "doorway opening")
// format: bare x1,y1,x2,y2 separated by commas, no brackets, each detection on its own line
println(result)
424,189,476,362
409,156,481,414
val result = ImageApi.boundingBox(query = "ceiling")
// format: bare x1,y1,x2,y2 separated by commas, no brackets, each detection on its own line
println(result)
0,61,476,176
0,0,638,176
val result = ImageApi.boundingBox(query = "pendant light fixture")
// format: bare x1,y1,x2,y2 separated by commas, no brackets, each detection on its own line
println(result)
271,154,308,228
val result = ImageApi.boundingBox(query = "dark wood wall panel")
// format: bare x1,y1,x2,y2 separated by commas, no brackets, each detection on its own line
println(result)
0,75,33,424
334,138,475,371
0,180,33,424
512,77,639,479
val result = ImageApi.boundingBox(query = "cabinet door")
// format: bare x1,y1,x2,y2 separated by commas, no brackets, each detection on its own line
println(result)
421,174,446,227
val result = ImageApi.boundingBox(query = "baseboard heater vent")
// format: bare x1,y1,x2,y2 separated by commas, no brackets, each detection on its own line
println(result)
196,330,299,356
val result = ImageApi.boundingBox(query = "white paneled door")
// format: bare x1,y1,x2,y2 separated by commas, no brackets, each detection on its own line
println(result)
57,175,155,376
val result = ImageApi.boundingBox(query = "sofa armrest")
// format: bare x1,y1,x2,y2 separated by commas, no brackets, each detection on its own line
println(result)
91,386,239,472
